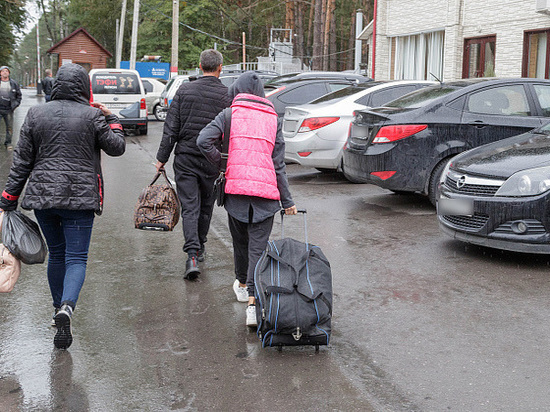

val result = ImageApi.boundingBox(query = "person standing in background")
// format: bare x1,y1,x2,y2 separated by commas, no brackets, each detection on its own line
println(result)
0,66,22,150
155,49,231,280
42,69,55,102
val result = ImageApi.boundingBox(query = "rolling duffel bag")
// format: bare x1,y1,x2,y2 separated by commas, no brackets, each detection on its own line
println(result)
254,210,332,351
134,170,180,231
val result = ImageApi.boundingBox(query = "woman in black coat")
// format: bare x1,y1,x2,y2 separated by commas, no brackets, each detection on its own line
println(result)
0,63,126,349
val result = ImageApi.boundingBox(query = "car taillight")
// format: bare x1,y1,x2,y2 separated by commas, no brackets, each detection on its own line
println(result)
140,98,146,110
372,125,428,143
298,151,312,157
164,98,168,106
371,171,396,180
298,117,340,133
265,86,286,97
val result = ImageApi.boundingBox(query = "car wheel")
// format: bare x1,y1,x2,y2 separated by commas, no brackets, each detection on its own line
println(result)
154,104,166,122
428,159,449,206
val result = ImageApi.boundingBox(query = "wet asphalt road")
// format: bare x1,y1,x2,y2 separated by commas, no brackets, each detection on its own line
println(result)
2,90,550,411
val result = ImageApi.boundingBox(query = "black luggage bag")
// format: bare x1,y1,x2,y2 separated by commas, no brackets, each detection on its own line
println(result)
254,210,332,350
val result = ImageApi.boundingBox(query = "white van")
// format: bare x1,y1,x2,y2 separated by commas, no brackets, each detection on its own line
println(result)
89,68,148,135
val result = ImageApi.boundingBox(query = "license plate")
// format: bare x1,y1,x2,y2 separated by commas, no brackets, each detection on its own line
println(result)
437,198,473,216
105,103,129,109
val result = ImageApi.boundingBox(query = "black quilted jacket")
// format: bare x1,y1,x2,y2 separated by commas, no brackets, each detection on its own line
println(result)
156,75,231,163
0,63,125,214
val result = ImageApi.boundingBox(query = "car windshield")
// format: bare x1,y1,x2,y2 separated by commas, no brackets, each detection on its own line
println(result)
91,73,141,94
310,82,385,104
264,73,299,86
384,85,461,109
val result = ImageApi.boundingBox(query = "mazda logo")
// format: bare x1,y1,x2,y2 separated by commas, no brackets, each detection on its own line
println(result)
456,176,466,189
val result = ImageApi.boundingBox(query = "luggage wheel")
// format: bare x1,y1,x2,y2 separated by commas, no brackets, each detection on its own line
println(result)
277,344,283,352
315,344,320,352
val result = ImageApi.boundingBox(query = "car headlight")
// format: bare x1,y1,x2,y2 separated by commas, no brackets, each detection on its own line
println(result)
439,159,453,185
496,166,550,197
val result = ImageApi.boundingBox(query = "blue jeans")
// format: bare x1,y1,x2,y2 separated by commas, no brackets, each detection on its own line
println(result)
0,111,13,145
34,209,95,309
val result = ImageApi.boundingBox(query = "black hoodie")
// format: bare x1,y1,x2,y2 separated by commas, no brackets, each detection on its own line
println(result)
0,63,126,213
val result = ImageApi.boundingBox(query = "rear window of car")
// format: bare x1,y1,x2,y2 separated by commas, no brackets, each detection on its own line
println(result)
91,73,141,94
310,82,384,104
385,86,460,109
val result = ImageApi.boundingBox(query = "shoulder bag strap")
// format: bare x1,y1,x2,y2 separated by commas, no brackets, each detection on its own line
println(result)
220,108,231,173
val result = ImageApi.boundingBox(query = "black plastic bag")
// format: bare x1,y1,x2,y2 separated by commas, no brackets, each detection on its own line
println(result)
1,211,47,264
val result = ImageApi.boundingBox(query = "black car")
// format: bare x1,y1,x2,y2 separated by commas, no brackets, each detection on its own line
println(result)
437,123,550,254
343,78,550,204
219,70,279,87
265,71,372,116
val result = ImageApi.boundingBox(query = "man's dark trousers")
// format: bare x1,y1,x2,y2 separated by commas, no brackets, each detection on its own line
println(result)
0,111,13,145
173,153,218,255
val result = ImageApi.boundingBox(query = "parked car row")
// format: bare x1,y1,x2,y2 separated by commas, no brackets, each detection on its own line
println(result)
273,74,550,254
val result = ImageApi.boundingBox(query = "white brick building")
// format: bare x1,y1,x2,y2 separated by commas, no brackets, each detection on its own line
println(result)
359,0,550,81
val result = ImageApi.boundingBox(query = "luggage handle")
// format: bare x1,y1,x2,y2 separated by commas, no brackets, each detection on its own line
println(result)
149,169,175,189
280,209,308,245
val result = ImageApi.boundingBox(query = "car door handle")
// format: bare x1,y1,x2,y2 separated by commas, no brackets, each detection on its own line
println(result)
469,120,487,128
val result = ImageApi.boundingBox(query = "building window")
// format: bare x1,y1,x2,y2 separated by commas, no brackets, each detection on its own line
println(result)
463,36,496,78
523,29,550,79
389,30,445,81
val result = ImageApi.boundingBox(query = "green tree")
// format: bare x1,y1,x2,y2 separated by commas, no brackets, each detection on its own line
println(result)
0,0,27,65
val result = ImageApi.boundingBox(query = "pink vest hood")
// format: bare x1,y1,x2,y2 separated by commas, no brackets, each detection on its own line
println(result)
225,93,280,200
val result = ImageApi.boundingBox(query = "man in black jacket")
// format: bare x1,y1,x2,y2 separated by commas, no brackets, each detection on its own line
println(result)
41,69,55,102
155,49,231,280
0,66,22,150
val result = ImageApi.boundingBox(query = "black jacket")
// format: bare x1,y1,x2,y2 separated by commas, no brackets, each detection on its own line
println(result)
41,76,54,95
0,78,22,112
156,75,231,163
0,63,125,214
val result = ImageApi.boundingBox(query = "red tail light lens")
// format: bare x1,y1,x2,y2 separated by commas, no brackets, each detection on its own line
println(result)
298,151,312,157
140,98,147,111
373,125,428,143
164,98,168,106
298,117,340,133
265,86,286,97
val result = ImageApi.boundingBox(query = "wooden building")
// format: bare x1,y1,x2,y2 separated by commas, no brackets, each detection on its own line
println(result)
47,28,112,72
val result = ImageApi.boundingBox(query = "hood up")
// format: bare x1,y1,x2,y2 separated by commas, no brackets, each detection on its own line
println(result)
228,71,265,100
51,63,90,105
452,129,550,179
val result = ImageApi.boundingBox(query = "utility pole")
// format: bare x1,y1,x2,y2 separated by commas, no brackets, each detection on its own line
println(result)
116,0,127,69
170,0,179,78
36,17,42,95
355,9,363,73
129,0,140,70
242,32,246,70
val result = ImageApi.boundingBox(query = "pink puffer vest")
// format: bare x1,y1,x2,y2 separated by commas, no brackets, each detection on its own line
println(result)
225,93,280,200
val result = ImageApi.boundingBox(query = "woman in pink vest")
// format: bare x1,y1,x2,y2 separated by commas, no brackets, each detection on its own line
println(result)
197,72,297,327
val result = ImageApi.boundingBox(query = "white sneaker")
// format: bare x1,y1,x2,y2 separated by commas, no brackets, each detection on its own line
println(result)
233,279,248,303
246,305,257,327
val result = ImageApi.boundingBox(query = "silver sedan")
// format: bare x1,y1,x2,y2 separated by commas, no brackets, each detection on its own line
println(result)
283,80,437,175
